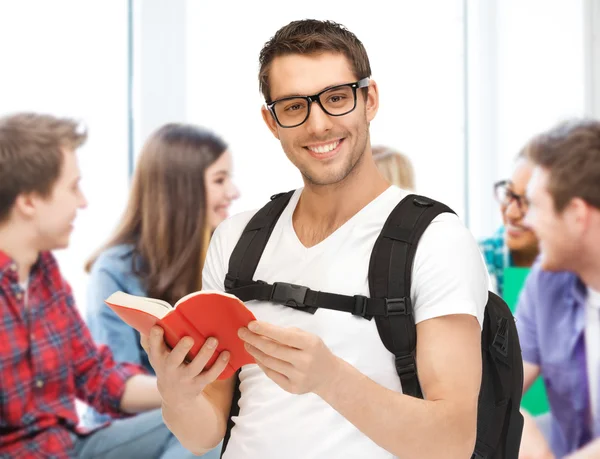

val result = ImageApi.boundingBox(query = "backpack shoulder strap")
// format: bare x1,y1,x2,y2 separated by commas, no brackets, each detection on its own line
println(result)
224,191,294,291
369,194,455,398
220,191,293,459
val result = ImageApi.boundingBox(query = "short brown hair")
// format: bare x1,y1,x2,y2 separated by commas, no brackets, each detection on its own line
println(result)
528,119,600,212
0,112,87,222
258,19,372,102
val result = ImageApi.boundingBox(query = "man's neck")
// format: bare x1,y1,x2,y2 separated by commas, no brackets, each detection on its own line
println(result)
575,238,600,292
511,247,539,268
0,223,39,283
580,263,600,294
293,157,389,247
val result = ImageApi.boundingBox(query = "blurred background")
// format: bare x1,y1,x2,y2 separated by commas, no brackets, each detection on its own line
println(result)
0,0,598,316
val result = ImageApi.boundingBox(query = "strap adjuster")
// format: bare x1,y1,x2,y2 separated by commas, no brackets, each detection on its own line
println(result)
271,282,308,308
492,317,509,357
394,355,416,376
352,295,368,317
224,274,237,290
386,297,411,316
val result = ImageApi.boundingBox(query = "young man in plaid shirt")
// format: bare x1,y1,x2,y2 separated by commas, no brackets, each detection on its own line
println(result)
0,113,198,458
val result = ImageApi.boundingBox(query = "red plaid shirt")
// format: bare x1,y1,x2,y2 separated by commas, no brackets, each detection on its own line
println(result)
0,250,146,458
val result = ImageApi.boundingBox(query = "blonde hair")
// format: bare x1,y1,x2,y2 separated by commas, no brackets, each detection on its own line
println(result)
372,146,416,190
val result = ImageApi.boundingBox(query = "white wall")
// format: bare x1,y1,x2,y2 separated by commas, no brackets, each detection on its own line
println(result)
585,0,600,118
133,0,188,155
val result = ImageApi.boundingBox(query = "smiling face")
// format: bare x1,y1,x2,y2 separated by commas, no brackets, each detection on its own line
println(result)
204,150,240,230
501,159,538,254
525,167,582,271
261,52,378,187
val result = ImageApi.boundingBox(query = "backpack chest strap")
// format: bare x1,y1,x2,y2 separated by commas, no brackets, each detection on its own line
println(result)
225,277,412,319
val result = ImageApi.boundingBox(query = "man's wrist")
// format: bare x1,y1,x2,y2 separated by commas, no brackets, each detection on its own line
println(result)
314,355,347,401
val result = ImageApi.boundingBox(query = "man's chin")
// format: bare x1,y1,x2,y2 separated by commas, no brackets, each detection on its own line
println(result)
48,236,71,252
539,255,563,273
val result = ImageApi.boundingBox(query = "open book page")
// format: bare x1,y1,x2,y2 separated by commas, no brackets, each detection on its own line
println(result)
106,291,173,319
173,289,242,308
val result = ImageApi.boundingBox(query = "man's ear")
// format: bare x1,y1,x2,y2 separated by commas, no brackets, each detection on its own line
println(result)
261,106,280,140
13,193,37,219
365,79,379,123
566,197,592,233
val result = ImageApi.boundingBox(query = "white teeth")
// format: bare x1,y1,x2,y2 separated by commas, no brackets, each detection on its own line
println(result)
308,140,340,154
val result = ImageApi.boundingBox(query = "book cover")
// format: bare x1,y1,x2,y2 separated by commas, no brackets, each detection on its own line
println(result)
105,290,256,380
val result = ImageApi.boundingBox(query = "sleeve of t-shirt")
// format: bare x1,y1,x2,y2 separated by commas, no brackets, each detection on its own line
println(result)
203,221,228,293
514,264,541,366
410,213,489,329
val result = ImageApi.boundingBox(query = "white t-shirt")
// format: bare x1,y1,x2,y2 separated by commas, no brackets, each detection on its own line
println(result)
203,186,488,459
585,288,600,424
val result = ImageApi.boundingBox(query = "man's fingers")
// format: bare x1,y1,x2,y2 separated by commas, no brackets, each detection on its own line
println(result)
239,330,298,363
244,342,293,376
140,333,150,353
166,336,196,369
195,350,230,385
242,321,307,349
147,326,169,364
185,337,220,377
256,361,290,390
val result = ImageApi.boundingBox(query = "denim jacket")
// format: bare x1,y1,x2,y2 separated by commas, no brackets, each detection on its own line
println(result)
84,244,152,426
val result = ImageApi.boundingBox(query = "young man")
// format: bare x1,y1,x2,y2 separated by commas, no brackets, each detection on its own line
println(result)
144,20,488,458
515,119,600,459
0,113,198,458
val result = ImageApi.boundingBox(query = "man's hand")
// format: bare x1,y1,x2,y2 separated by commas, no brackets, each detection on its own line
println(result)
519,411,555,459
238,321,340,395
141,326,230,408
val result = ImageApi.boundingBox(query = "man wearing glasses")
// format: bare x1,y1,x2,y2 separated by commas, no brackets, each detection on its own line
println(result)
479,149,539,298
144,19,488,458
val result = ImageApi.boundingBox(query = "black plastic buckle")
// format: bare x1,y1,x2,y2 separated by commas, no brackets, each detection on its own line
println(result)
413,196,433,207
224,274,237,291
394,355,416,377
271,282,309,308
352,295,369,317
385,297,411,316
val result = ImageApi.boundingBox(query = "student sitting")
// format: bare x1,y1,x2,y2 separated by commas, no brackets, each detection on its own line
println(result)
84,123,239,459
0,113,194,458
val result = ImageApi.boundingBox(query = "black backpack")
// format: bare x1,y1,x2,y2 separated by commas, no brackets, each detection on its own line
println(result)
221,191,524,459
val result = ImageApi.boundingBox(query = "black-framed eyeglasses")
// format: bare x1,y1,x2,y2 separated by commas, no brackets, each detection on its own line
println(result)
494,180,529,213
266,77,370,128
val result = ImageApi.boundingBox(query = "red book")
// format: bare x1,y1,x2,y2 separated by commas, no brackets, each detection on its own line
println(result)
105,290,256,380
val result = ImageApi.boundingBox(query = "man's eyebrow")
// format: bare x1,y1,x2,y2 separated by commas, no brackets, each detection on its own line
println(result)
274,81,351,101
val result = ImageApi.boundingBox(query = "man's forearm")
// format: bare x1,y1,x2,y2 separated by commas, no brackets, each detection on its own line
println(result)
316,357,477,459
162,393,226,454
567,438,600,458
119,374,162,413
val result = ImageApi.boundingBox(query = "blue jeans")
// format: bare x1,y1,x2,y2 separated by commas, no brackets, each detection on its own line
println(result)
72,409,221,459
